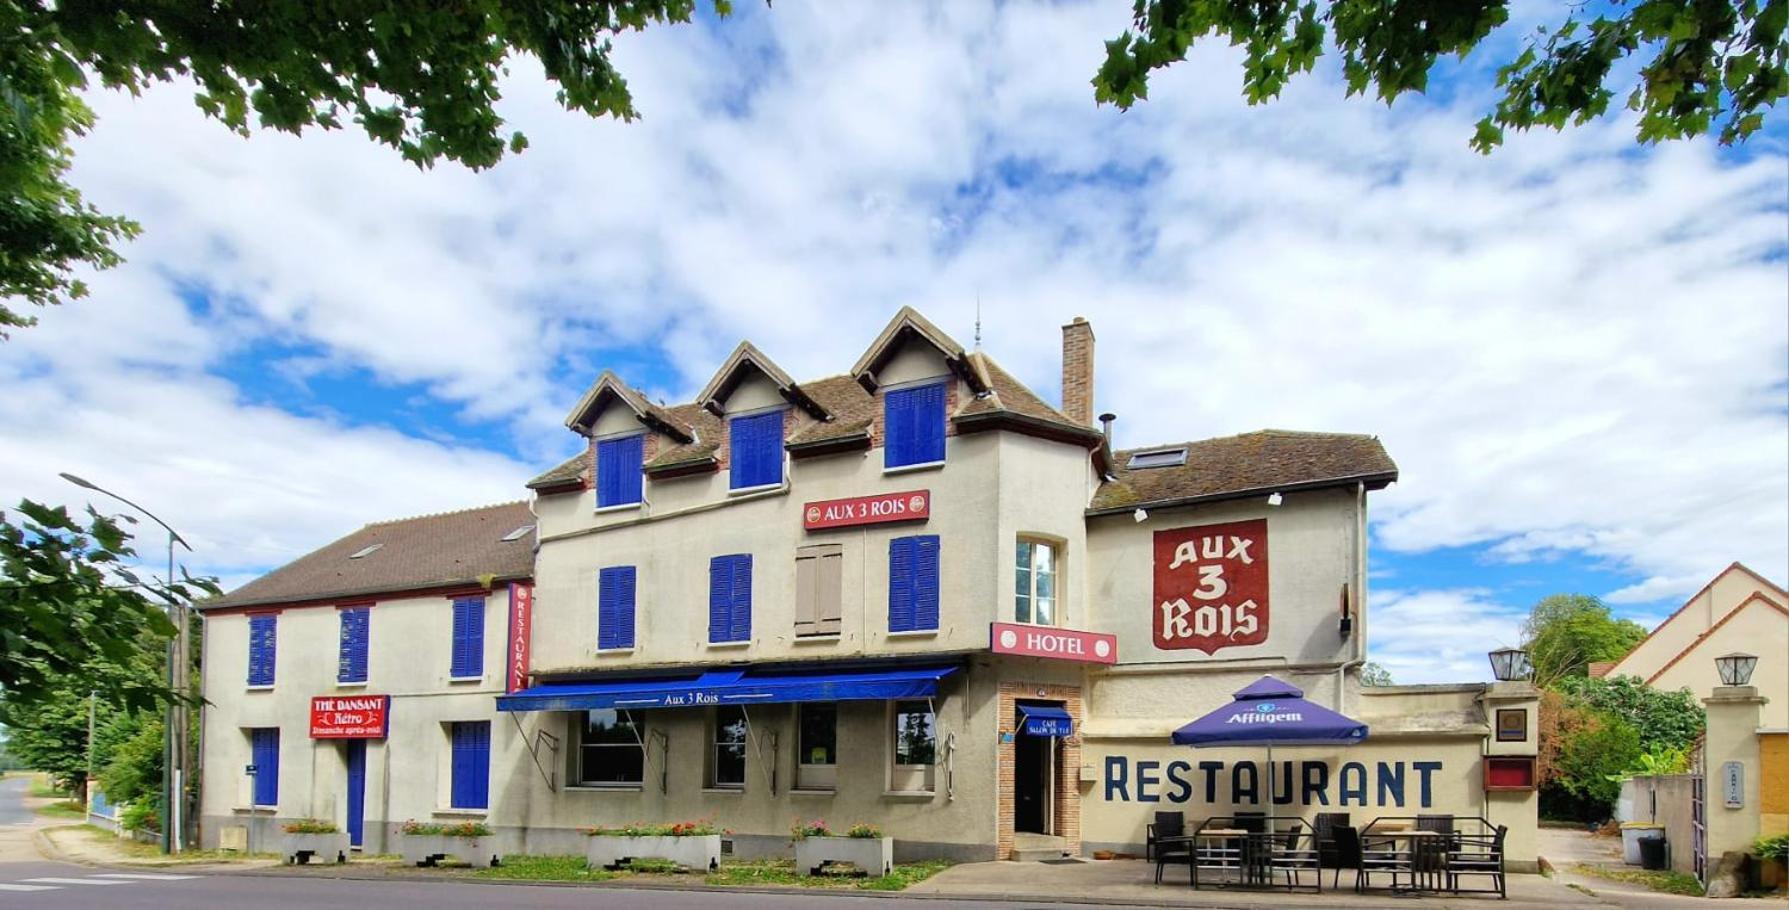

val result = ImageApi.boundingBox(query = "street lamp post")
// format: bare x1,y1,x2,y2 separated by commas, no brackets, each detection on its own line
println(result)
60,473,192,855
1487,646,1532,682
1714,652,1758,687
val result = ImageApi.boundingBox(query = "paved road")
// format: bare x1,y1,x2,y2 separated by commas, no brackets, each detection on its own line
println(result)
0,863,1174,909
0,776,33,826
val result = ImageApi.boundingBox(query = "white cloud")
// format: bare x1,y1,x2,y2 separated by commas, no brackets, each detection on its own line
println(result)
1367,588,1527,684
2,1,1783,681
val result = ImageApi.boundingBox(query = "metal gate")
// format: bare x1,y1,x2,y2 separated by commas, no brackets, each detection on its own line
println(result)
1690,735,1706,884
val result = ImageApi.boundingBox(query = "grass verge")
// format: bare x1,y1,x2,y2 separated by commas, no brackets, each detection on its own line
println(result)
704,858,951,891
37,800,85,819
28,775,69,799
1572,864,1704,896
64,825,278,864
474,855,620,882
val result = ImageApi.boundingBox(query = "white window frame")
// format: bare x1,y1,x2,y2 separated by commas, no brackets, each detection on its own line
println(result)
1014,536,1062,627
887,699,937,794
708,706,748,790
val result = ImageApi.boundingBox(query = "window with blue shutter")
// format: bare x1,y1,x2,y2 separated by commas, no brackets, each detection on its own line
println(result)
250,728,280,806
884,382,947,468
598,566,637,650
707,554,752,643
338,607,369,684
728,411,785,489
450,596,485,678
888,535,941,632
247,614,277,686
596,434,645,507
449,721,491,810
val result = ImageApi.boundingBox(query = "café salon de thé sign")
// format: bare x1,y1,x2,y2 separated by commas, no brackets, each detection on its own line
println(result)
1154,518,1269,654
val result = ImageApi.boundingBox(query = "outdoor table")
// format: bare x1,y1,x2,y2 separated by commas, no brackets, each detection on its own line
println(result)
1370,830,1446,892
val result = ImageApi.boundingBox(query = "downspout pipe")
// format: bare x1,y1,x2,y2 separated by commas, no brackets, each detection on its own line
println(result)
1337,481,1368,711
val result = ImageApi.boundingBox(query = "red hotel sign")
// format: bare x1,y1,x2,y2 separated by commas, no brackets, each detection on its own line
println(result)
507,581,534,694
991,621,1117,664
1153,518,1270,654
803,490,930,531
310,695,390,739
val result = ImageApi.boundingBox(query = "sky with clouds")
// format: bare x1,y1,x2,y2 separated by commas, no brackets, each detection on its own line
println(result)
1,1,1783,685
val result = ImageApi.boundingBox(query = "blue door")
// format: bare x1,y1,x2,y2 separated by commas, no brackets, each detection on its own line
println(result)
345,740,367,848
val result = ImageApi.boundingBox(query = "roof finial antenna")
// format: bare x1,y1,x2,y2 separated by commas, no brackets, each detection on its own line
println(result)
974,292,983,352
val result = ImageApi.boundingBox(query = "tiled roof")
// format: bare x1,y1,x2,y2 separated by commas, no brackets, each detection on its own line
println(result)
527,454,587,490
203,501,535,609
1089,430,1398,514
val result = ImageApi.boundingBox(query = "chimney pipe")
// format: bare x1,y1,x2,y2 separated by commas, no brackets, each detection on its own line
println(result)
1099,412,1115,443
1061,316,1096,427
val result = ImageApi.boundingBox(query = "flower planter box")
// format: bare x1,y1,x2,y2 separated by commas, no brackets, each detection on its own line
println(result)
795,836,893,877
280,832,349,865
586,834,723,872
401,834,499,868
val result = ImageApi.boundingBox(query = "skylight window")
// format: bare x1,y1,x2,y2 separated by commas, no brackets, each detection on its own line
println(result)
502,524,535,542
1127,448,1188,469
348,543,383,559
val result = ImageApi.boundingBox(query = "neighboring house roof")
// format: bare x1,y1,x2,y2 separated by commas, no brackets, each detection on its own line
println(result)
203,501,535,610
1605,561,1789,678
1087,430,1399,515
1640,591,1789,685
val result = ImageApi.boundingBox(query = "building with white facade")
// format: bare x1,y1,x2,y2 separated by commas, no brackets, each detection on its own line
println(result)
199,308,1540,866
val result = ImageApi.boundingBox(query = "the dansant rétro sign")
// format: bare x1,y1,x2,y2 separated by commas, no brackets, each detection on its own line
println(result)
1154,518,1269,654
803,490,930,531
990,622,1117,664
310,695,390,739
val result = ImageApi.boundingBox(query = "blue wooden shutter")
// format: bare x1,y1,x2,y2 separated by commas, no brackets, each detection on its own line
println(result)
599,567,636,650
730,555,752,641
450,722,491,809
597,435,644,507
730,412,783,489
914,534,941,630
451,596,484,677
338,608,368,684
708,557,731,642
888,537,916,632
248,615,276,686
914,383,946,463
885,383,946,468
252,728,280,806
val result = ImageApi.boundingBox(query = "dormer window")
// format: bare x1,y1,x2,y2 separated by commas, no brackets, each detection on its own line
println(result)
884,382,946,469
348,544,382,559
729,411,785,490
595,434,644,508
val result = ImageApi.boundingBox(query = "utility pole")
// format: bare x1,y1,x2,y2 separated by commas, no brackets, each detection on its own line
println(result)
85,690,96,809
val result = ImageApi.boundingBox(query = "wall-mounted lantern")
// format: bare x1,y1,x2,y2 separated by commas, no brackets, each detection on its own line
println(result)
1488,647,1532,682
1715,651,1758,686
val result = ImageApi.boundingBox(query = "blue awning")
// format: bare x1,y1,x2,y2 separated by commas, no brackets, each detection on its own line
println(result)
497,665,958,713
1019,704,1072,738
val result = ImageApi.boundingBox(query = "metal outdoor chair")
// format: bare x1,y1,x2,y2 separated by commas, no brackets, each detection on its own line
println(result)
1267,822,1322,892
1334,824,1414,891
1313,812,1349,869
1146,811,1184,862
1445,824,1509,899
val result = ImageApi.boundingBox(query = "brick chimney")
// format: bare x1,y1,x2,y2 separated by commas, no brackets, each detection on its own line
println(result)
1061,316,1095,427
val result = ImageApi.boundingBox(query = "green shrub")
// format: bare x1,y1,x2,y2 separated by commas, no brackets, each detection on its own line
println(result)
1754,833,1789,862
120,799,159,834
845,822,882,839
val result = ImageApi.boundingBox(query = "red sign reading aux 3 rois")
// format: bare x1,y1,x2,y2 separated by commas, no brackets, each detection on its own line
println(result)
803,490,930,530
1153,518,1270,654
309,695,390,739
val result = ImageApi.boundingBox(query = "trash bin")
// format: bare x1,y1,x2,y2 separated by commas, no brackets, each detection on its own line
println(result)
1621,823,1666,864
1639,835,1668,871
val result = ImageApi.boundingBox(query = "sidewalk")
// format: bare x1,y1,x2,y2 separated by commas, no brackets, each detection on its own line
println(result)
907,858,1600,909
35,824,282,871
1536,827,1782,909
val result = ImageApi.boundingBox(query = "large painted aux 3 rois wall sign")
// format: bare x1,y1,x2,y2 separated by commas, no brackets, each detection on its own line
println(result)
1153,518,1269,654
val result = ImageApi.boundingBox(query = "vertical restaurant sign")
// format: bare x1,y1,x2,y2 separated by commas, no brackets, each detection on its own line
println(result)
310,695,390,738
803,490,930,530
506,581,534,694
1153,518,1269,654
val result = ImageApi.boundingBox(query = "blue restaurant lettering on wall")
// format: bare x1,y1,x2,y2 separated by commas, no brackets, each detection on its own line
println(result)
1102,756,1444,809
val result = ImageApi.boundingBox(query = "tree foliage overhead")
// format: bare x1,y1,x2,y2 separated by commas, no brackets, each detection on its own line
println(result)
0,499,215,710
1520,593,1649,689
1093,0,1787,152
1,0,723,333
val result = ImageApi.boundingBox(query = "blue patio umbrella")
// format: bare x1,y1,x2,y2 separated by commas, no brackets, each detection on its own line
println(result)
1171,675,1367,810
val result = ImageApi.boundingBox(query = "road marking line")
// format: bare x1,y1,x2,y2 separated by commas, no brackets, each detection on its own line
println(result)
92,873,203,880
0,884,61,892
21,877,125,885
